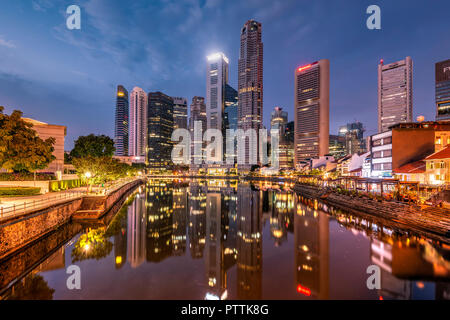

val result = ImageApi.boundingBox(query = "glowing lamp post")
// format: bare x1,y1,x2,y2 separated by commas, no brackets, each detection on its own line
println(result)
85,171,92,193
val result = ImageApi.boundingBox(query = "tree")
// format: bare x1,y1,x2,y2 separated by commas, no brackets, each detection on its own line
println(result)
0,107,55,173
70,134,115,158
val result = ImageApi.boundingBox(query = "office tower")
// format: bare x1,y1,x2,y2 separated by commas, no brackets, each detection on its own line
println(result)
378,57,413,132
238,20,263,171
206,52,229,133
147,92,174,170
329,135,346,159
114,85,129,156
270,106,289,168
435,59,450,121
339,122,366,154
189,96,207,173
172,97,188,130
224,84,238,168
294,59,330,168
129,87,147,159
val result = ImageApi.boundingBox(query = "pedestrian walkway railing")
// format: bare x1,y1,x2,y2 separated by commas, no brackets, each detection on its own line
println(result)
0,191,84,222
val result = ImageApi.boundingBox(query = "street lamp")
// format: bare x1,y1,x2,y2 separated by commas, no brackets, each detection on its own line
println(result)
85,172,92,193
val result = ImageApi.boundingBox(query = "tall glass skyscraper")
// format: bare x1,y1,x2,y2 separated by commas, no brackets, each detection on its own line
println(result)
129,87,147,160
378,57,413,132
238,20,263,171
224,84,238,166
147,92,174,170
114,85,129,156
172,97,188,130
435,59,450,121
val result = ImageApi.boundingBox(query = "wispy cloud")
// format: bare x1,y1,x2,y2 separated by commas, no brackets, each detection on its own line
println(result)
31,0,54,12
0,36,16,49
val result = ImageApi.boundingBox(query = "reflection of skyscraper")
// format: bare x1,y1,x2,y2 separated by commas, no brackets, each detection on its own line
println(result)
205,193,226,299
146,182,174,262
127,191,147,268
294,198,329,299
236,183,262,299
270,192,294,246
114,211,128,269
188,182,206,258
173,187,188,256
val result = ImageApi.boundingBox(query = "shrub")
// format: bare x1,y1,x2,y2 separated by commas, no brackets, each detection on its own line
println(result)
49,179,86,192
0,187,41,196
0,172,56,181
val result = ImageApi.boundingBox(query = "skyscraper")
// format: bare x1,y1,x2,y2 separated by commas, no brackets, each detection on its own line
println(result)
114,85,129,156
435,59,450,121
339,122,366,154
172,97,188,130
189,96,207,173
206,52,229,133
378,57,413,133
224,84,238,168
270,106,288,136
129,87,147,160
294,60,330,167
270,106,289,168
238,20,263,171
147,92,174,170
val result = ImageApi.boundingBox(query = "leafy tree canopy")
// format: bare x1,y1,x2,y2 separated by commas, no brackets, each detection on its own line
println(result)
70,134,115,158
0,106,55,173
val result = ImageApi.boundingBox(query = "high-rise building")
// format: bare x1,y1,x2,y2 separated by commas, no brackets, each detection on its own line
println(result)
435,59,450,121
147,92,174,170
206,52,229,133
329,135,346,159
114,85,129,156
224,84,238,168
129,87,147,160
294,60,330,168
378,57,413,133
270,107,289,168
238,20,263,171
189,96,207,173
172,97,188,130
339,122,366,154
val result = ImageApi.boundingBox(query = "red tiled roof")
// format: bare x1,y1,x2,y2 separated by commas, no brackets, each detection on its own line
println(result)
425,145,450,160
393,161,426,174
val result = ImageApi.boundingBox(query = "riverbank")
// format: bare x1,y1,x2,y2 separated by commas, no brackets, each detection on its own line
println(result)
293,183,450,243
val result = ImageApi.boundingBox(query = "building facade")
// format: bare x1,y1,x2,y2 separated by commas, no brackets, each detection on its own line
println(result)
339,122,366,155
270,107,289,168
189,96,207,173
147,92,174,170
435,59,450,121
238,20,263,171
114,85,129,156
378,57,413,133
294,60,330,168
224,84,238,167
172,97,188,130
129,87,147,160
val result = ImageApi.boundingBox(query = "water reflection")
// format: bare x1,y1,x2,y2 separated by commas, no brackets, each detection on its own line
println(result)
1,179,450,300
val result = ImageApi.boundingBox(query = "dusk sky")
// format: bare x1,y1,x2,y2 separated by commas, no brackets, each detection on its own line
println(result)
0,0,449,149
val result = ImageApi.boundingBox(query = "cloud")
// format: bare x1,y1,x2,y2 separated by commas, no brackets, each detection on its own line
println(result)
0,36,16,49
31,0,54,12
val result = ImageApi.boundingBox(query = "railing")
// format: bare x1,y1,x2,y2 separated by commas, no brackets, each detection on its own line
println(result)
0,191,84,222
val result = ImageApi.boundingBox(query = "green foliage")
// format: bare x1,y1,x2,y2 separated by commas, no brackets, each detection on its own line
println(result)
72,156,135,185
0,187,41,196
0,107,55,172
49,179,86,192
70,134,115,158
0,172,56,181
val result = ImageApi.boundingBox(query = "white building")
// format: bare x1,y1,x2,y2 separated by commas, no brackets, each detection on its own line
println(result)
370,130,393,178
129,87,147,160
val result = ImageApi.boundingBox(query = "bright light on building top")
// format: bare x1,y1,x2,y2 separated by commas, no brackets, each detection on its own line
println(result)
207,52,229,64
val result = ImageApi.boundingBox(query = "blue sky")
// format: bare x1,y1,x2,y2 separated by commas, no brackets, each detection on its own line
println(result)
0,0,449,149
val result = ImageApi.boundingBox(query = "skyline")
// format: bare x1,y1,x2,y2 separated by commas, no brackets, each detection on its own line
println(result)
1,0,450,149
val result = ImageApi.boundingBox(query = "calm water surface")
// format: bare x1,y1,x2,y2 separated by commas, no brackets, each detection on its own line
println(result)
1,179,450,300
